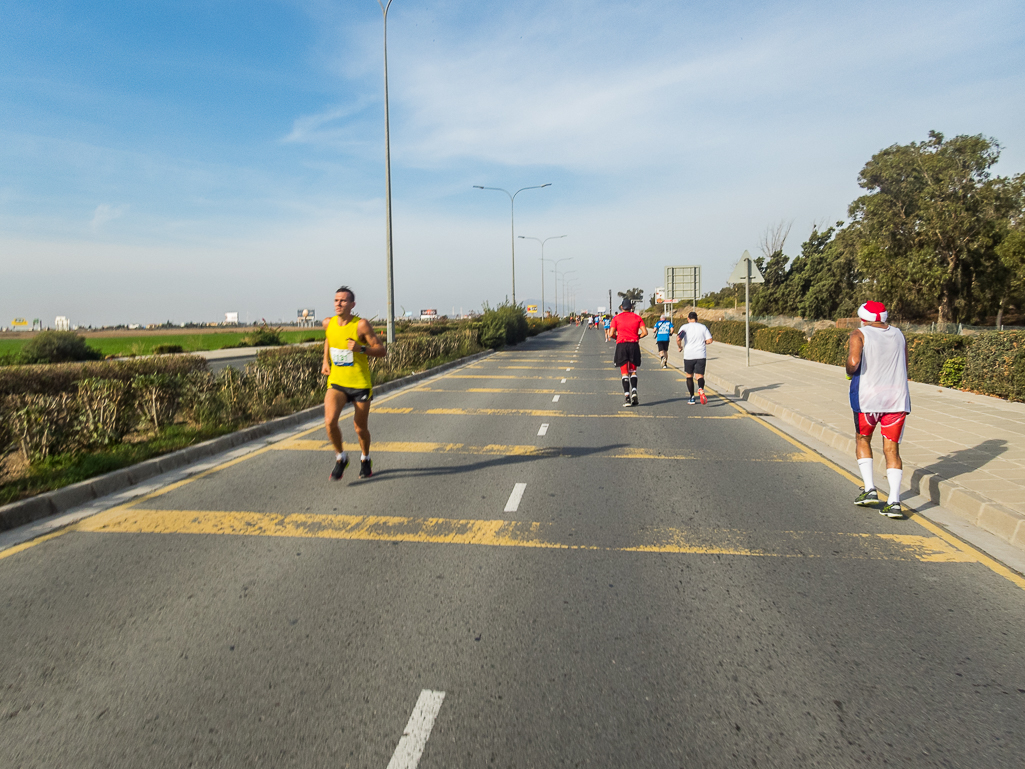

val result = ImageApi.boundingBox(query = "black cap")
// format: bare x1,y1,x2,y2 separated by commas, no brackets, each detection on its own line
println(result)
620,298,633,311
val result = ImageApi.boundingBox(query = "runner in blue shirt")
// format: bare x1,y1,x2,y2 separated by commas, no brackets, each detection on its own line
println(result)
653,314,674,368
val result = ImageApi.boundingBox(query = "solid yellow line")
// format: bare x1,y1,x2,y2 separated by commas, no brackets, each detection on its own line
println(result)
0,531,67,562
373,406,687,419
73,508,972,561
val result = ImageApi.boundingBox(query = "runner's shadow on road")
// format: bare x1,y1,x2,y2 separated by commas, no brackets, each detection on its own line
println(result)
639,397,697,408
910,439,1008,502
365,444,631,482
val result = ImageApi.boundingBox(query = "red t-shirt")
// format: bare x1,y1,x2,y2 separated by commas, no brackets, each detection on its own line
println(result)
611,312,644,343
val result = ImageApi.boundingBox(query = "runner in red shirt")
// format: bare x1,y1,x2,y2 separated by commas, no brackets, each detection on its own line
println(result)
609,298,648,407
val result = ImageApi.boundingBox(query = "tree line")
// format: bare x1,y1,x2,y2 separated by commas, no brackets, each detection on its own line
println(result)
703,131,1025,325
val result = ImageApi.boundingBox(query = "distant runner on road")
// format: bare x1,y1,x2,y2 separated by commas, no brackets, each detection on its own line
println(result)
676,311,712,404
846,301,911,519
610,298,648,407
603,314,612,342
321,286,387,481
653,314,674,369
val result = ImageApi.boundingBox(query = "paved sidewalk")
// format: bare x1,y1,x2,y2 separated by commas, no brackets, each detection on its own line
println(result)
639,334,1025,552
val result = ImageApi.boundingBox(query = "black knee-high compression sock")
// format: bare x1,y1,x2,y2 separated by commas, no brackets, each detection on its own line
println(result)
622,376,630,393
687,378,695,396
629,375,638,391
697,377,705,391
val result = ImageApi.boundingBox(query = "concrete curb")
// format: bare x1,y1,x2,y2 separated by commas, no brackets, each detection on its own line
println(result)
0,349,494,534
703,368,1025,554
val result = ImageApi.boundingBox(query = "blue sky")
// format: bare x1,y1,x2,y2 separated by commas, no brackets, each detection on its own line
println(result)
2,0,1023,326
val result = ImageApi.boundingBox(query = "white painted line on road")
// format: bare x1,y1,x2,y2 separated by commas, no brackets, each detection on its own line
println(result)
537,423,549,436
577,327,587,345
552,395,560,402
561,378,567,384
504,483,527,512
387,689,446,769
566,367,572,371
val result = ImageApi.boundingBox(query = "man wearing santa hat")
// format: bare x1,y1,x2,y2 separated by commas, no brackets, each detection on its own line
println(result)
845,301,911,519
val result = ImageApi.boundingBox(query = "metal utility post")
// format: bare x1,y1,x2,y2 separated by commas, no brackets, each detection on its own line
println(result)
377,0,396,344
474,184,552,306
519,235,566,317
726,250,764,367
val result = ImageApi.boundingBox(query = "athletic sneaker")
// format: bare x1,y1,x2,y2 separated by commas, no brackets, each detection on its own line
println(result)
359,457,373,479
880,501,906,519
623,394,633,408
330,456,349,481
698,388,707,405
630,389,639,406
662,359,668,369
688,396,697,405
854,488,879,506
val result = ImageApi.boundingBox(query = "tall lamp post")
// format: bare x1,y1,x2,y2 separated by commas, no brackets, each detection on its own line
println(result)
518,235,566,317
377,0,396,343
474,184,551,305
553,269,576,317
550,258,574,316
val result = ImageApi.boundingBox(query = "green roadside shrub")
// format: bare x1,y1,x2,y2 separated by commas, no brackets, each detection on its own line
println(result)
706,319,767,347
133,374,183,430
0,356,208,397
241,327,284,347
905,333,975,386
752,327,806,356
19,331,103,364
962,331,1025,401
479,303,528,349
153,344,185,355
939,357,967,389
76,379,136,446
0,396,13,456
805,328,851,366
8,393,81,461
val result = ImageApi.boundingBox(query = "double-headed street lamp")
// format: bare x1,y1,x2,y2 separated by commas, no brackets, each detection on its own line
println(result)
474,184,551,305
552,268,576,317
518,235,566,317
549,257,574,316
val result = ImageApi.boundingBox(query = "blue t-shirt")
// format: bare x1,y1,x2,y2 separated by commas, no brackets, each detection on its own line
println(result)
654,320,674,341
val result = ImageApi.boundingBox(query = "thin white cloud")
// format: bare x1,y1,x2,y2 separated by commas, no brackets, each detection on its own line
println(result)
90,203,128,230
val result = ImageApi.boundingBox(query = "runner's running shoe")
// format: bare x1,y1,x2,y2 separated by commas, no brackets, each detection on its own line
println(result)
688,396,697,405
330,456,349,481
359,458,373,479
854,488,879,506
630,389,639,406
698,388,707,405
880,501,905,519
623,394,633,408
662,359,668,369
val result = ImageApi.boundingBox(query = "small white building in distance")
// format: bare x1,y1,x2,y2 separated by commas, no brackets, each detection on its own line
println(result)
55,316,71,331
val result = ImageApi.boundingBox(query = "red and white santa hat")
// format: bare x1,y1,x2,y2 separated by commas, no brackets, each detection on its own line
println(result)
857,301,887,323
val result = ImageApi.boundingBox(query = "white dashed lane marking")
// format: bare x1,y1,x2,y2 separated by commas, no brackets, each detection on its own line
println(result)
552,395,560,402
504,483,528,513
386,689,446,769
561,378,567,384
537,424,549,437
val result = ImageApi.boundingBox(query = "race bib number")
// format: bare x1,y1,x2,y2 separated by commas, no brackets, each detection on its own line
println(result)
330,346,354,367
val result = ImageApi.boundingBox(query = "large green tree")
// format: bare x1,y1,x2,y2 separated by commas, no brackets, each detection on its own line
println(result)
850,131,1012,323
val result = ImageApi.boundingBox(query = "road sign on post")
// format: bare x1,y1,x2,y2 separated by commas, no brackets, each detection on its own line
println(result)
664,266,701,305
726,251,764,367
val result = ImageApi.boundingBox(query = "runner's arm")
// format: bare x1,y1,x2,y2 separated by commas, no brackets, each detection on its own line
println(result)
845,329,863,376
322,336,331,376
349,318,387,357
637,322,648,339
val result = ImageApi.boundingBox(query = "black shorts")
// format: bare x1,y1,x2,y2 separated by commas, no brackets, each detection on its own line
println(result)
656,340,670,352
330,384,373,403
613,342,642,368
683,359,706,376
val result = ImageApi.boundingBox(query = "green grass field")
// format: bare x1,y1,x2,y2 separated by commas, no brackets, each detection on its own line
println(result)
0,329,327,358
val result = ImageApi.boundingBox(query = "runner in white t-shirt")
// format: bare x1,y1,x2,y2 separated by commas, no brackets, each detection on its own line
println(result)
676,311,713,405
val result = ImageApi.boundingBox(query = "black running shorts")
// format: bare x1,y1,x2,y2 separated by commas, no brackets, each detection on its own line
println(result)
613,342,642,367
656,340,670,352
683,359,706,376
330,384,373,402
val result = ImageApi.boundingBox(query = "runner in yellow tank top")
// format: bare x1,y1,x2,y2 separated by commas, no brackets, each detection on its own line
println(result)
321,286,386,481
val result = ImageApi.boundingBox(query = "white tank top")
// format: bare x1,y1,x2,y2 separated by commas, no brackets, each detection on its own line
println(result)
849,325,911,414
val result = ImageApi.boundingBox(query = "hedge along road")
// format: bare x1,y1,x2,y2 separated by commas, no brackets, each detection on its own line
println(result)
2,324,1025,768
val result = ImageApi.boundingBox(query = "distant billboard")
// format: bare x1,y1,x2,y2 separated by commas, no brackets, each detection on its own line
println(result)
664,266,701,304
420,309,438,321
527,305,538,315
224,311,239,325
297,308,316,327
11,318,28,327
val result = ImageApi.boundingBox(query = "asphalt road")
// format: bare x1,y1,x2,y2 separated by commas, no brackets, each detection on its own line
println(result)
3,324,1025,768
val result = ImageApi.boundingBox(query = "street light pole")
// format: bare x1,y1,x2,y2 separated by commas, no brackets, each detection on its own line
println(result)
553,269,576,317
518,235,566,317
550,257,574,316
474,184,551,305
377,0,396,344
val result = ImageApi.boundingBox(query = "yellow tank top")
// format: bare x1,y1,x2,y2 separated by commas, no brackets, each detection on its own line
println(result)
326,314,373,390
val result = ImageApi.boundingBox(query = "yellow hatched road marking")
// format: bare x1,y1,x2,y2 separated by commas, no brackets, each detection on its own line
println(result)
269,439,815,462
73,508,973,562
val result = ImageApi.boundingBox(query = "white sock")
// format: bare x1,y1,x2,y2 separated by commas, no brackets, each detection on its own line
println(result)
858,458,875,491
336,451,347,462
361,454,368,461
886,468,903,504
